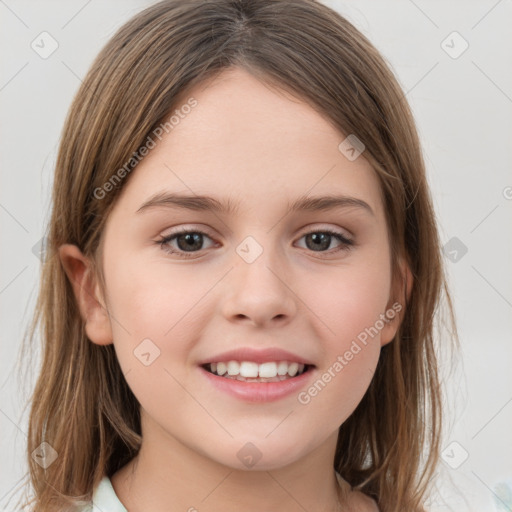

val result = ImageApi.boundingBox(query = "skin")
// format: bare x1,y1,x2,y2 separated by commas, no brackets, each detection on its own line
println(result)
60,67,412,512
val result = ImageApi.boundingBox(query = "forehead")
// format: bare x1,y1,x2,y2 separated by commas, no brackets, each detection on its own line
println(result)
110,67,385,221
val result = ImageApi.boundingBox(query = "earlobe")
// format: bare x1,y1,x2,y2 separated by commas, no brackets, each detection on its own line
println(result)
58,244,113,345
380,258,413,347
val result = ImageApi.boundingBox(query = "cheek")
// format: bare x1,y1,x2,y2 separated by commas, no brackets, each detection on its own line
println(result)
305,261,391,344
298,262,389,407
104,261,207,414
104,255,216,369
105,252,200,331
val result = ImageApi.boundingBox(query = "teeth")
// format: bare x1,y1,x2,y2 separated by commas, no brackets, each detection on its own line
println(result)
240,361,259,377
259,362,277,378
227,361,240,375
288,362,299,377
206,360,307,379
277,361,288,376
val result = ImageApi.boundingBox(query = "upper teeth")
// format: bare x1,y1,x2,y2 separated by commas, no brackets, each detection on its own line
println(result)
209,361,306,378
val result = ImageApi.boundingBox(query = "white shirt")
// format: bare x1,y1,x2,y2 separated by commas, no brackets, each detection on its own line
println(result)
81,473,378,511
79,476,127,512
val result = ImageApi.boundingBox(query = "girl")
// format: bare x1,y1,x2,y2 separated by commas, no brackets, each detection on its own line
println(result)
20,0,458,510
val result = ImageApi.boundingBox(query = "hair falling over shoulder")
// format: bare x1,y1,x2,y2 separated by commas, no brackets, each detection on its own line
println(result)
16,1,459,511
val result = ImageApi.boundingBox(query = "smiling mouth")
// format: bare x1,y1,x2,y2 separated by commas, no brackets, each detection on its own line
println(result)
201,361,314,383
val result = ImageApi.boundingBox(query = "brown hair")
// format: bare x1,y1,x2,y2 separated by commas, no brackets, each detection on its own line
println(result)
17,0,458,510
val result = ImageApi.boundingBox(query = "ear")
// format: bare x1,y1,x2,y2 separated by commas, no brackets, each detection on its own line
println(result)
58,244,113,345
380,257,413,347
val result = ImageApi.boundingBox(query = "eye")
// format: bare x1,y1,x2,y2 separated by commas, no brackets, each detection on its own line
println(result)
157,227,354,259
157,228,216,258
295,228,354,256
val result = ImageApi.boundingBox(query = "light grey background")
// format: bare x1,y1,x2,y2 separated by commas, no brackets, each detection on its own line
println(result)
1,1,511,511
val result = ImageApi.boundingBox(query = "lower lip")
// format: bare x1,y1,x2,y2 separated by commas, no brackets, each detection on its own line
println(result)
199,366,316,403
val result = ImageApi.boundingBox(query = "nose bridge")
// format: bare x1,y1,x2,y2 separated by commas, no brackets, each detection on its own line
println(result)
236,229,288,283
220,232,297,325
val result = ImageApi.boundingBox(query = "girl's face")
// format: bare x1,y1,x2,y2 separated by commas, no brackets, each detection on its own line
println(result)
72,67,406,471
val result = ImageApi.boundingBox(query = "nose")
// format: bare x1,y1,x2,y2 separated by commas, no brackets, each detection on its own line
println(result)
220,243,297,328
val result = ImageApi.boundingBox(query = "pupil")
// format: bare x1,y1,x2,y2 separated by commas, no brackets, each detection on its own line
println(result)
179,233,202,251
308,233,330,251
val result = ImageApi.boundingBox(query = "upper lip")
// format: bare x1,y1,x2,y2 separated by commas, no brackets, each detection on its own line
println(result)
197,347,315,366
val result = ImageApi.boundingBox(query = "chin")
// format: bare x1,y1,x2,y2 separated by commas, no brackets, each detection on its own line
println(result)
207,438,308,472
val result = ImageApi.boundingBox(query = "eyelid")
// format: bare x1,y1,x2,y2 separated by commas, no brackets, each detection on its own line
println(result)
160,224,215,238
297,223,353,240
159,223,353,241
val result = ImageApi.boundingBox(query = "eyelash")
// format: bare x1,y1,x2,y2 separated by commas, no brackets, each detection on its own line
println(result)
157,227,354,259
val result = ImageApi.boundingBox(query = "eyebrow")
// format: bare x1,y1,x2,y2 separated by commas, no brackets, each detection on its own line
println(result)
136,192,375,217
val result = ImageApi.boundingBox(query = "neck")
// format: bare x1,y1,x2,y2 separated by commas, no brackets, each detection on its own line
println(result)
111,415,343,512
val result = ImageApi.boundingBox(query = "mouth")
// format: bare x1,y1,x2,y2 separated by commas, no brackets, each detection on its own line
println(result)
201,360,314,383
